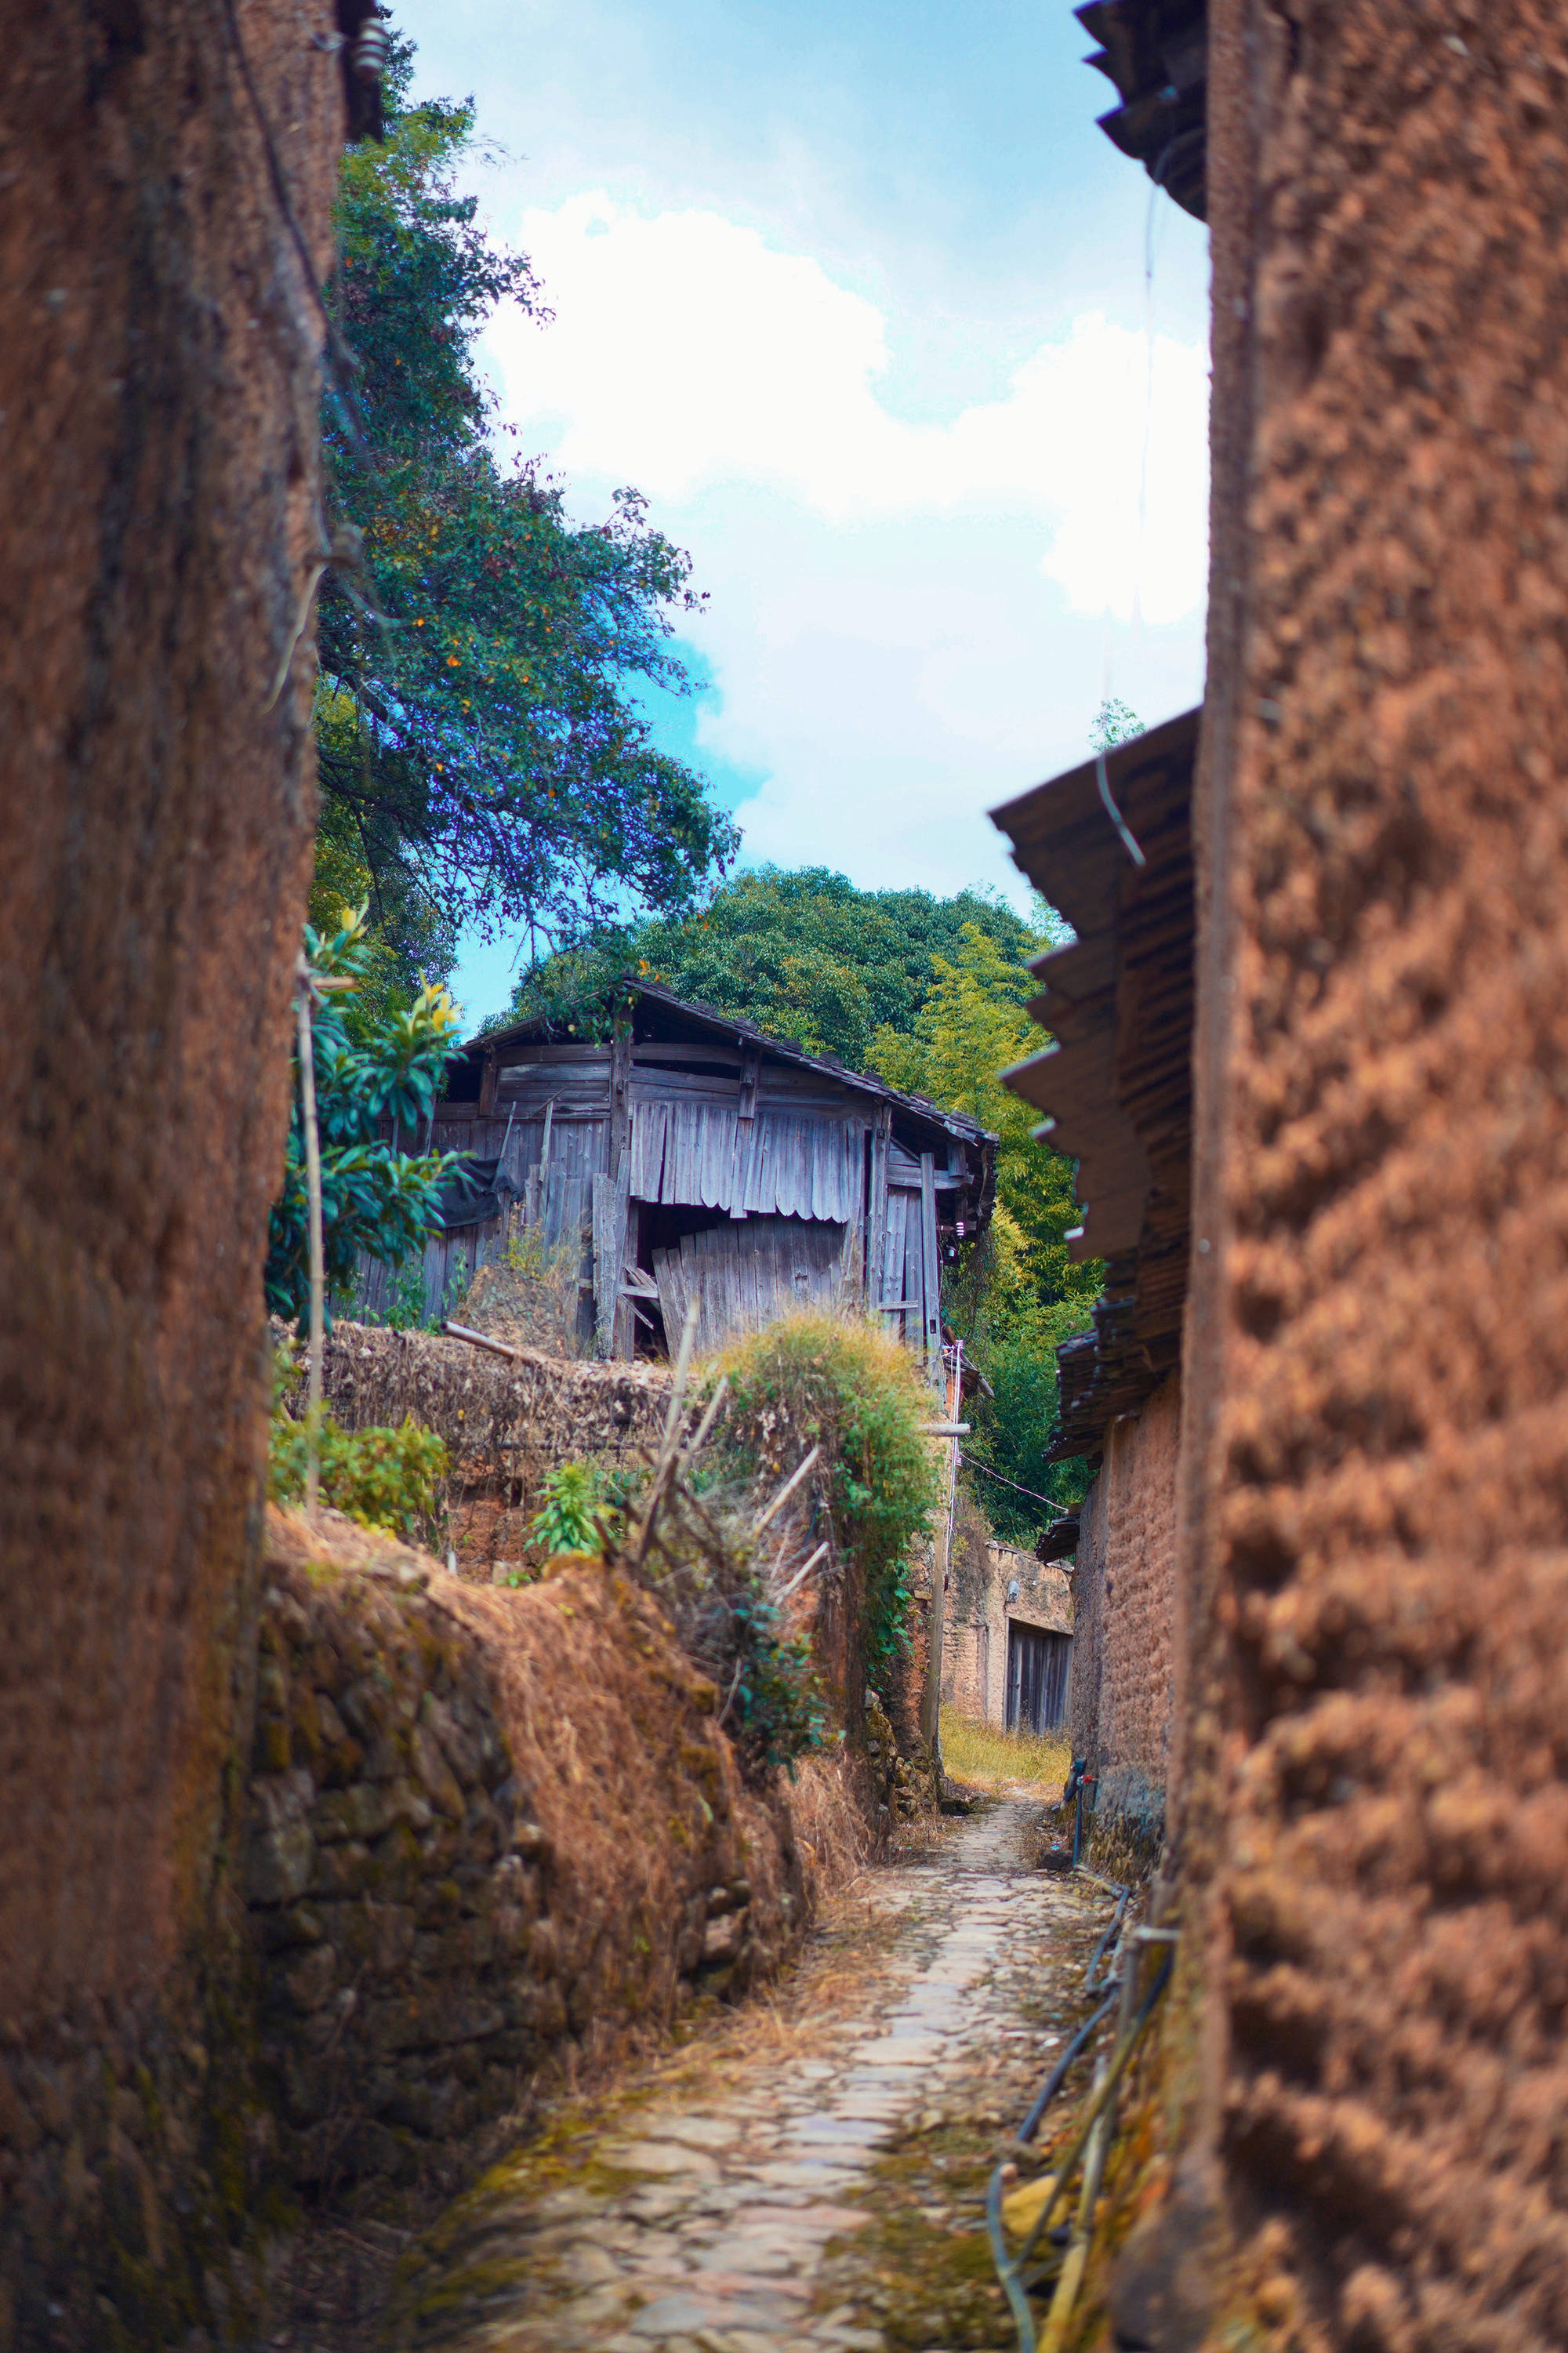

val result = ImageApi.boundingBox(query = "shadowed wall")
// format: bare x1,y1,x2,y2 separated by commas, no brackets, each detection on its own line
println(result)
0,4,338,2337
1131,4,1568,2345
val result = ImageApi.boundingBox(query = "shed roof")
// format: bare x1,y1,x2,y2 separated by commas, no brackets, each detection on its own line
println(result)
1076,0,1207,220
989,708,1197,1462
452,974,998,1222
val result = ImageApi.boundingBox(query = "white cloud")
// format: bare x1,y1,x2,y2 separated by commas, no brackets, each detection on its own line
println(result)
488,195,1210,626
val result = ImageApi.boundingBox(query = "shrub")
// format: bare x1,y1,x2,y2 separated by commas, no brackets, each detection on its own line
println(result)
269,1345,448,1540
718,1310,939,1669
528,1461,611,1559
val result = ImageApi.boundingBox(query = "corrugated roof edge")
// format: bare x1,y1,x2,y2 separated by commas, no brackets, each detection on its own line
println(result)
456,973,998,1152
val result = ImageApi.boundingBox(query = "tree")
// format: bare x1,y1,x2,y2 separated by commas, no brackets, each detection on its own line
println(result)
1091,695,1143,751
315,47,737,980
265,909,464,1324
866,924,1102,1534
500,866,1041,1069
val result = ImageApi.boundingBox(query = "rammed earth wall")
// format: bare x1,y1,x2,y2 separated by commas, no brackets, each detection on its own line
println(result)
1110,5,1568,2347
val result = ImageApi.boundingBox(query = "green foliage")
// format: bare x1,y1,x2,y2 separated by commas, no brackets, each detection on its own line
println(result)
265,905,465,1323
317,41,737,962
869,924,1102,1330
720,1312,940,1670
866,924,1099,1537
528,1462,611,1560
500,866,1039,1071
724,1594,831,1774
267,1380,448,1541
1091,696,1143,751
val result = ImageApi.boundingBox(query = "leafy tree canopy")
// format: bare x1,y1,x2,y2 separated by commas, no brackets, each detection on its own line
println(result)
866,924,1102,1541
314,42,737,995
498,866,1040,1072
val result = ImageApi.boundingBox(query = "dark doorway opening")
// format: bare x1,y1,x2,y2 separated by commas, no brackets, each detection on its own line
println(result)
1006,1623,1070,1733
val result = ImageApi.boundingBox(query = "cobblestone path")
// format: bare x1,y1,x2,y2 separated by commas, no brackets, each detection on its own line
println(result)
386,1800,1112,2353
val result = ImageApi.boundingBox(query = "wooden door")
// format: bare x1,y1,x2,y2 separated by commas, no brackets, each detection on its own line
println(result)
1006,1624,1071,1733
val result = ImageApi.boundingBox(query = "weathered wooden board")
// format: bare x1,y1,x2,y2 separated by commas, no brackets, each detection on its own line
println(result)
627,1101,862,1222
920,1151,942,1389
651,1216,848,1356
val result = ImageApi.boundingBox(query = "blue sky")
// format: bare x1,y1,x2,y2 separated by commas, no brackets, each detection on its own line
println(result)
394,0,1212,1022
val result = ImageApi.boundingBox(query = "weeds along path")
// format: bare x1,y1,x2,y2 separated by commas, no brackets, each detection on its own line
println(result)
383,1800,1114,2353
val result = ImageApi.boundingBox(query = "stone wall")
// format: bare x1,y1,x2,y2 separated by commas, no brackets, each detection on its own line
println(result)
942,1531,1073,1726
1068,1374,1180,1842
245,1508,844,2196
299,1320,688,1579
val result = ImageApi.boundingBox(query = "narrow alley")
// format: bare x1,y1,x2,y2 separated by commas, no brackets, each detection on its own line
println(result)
377,1801,1115,2353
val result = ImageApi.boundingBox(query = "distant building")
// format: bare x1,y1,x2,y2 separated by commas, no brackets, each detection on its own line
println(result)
991,709,1197,1843
363,976,996,1364
942,1530,1076,1734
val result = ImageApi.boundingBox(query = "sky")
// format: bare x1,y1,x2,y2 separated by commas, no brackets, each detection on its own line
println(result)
394,0,1213,1023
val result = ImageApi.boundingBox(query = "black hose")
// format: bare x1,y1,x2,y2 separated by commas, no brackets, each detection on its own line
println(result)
1083,1886,1130,1995
1014,1988,1117,2147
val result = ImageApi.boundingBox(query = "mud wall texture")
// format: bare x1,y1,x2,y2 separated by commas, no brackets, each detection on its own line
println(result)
1149,5,1568,2346
0,5,341,2345
1068,1375,1179,1838
247,1509,849,2199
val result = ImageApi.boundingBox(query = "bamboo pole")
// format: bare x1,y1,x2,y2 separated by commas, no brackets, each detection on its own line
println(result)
295,961,325,1521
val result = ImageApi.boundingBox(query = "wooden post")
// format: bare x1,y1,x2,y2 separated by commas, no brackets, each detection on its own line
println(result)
841,1120,867,1301
594,1149,633,1359
608,1004,633,1174
617,1196,642,1358
867,1103,891,1315
920,1338,961,1759
478,1049,499,1119
919,1149,942,1390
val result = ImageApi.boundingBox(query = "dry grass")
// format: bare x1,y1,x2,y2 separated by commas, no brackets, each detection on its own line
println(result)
463,1222,590,1359
939,1706,1071,1796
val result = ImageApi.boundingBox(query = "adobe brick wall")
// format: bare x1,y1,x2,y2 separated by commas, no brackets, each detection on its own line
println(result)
1068,1376,1180,1839
1118,6,1568,2347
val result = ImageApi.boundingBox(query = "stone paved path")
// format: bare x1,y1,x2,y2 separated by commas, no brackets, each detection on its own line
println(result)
385,1800,1112,2353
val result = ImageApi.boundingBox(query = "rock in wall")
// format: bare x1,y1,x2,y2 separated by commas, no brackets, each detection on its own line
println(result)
246,1509,862,2196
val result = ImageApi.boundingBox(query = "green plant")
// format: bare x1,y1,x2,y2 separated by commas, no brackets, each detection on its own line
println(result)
720,1310,940,1670
528,1461,611,1559
268,1364,448,1541
502,866,1042,1073
1091,695,1143,751
724,1592,831,1772
266,902,466,1325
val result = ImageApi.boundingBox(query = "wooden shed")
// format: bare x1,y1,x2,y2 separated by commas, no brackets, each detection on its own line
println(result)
358,978,996,1370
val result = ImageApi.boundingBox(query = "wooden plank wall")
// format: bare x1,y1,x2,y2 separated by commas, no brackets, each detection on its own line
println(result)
350,1031,947,1363
651,1217,848,1358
